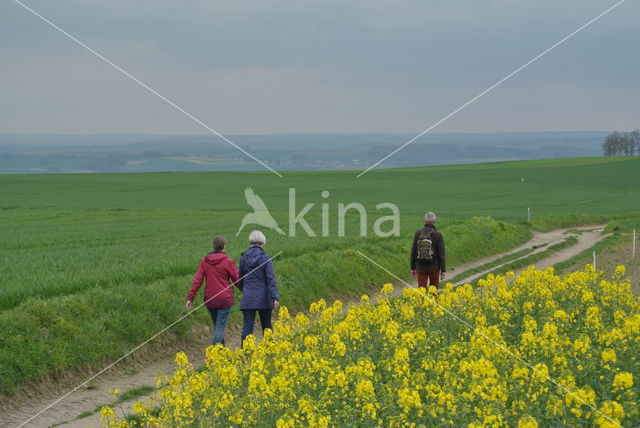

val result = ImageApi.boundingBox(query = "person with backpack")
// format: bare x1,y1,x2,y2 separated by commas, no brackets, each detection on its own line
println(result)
186,235,240,346
410,211,446,293
239,230,280,347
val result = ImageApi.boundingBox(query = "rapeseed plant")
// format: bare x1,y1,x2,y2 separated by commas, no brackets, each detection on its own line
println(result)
103,266,639,427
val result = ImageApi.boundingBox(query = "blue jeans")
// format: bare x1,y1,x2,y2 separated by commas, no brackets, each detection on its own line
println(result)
241,309,272,346
207,307,231,346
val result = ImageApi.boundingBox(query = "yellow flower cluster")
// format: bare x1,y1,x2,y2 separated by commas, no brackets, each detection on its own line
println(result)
102,265,639,427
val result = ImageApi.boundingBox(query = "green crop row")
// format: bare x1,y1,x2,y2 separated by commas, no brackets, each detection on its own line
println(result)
0,216,529,394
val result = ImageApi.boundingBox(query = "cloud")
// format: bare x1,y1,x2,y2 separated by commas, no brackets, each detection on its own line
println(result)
0,0,637,134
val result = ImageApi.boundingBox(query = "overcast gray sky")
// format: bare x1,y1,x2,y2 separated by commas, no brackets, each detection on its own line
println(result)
1,0,637,135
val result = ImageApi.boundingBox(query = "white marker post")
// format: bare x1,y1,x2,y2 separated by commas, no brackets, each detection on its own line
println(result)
593,250,597,270
528,207,531,222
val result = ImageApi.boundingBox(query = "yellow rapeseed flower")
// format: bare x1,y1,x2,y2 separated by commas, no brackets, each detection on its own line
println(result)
101,266,640,427
612,372,633,390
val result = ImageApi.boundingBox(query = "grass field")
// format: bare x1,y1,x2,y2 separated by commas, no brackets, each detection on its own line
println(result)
1,156,639,394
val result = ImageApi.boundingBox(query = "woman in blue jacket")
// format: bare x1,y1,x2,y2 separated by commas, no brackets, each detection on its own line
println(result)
239,230,280,346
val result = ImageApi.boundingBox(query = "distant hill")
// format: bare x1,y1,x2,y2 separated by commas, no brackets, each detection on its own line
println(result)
0,131,607,173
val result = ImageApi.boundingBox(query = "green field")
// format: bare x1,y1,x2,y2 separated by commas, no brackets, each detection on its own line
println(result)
1,156,639,394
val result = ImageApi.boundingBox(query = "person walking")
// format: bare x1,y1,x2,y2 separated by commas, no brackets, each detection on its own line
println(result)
410,211,446,294
186,235,240,346
239,230,280,346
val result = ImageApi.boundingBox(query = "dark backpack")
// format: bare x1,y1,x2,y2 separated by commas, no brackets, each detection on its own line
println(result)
416,230,435,261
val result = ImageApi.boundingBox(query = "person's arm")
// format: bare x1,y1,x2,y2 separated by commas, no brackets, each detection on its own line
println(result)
410,231,418,274
228,259,241,291
437,233,446,278
264,255,280,306
238,257,245,289
186,259,205,310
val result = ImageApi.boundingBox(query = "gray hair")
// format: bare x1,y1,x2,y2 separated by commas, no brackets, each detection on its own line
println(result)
248,230,266,245
424,211,437,223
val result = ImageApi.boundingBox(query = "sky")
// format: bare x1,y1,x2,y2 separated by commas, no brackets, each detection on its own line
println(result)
1,0,638,135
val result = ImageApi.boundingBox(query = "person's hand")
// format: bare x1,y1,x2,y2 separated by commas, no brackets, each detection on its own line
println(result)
274,300,280,308
411,270,417,277
185,300,192,310
440,271,446,280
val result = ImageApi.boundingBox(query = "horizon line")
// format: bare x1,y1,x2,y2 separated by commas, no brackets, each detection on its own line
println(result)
0,129,615,137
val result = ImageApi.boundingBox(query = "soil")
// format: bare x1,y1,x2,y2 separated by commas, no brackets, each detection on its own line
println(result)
0,224,611,428
560,232,640,286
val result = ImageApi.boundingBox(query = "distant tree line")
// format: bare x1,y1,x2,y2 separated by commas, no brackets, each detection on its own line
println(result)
602,130,640,156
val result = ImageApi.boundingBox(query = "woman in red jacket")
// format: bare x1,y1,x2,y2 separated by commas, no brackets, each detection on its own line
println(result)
186,236,240,346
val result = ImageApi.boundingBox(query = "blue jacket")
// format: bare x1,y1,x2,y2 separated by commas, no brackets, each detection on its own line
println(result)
239,245,279,310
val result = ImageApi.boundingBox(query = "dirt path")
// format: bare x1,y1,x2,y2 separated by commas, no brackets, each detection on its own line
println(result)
0,324,251,428
0,225,609,428
515,225,609,275
453,225,609,285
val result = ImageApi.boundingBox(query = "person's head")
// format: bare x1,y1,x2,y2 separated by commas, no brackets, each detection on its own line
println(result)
213,235,226,252
248,230,266,247
424,211,437,224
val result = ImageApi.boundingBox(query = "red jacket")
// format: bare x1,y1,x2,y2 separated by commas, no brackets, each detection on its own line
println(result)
188,252,240,308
